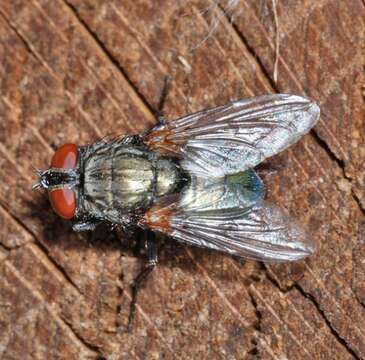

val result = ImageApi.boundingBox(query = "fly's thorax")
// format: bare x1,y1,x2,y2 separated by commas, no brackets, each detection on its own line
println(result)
82,147,153,216
77,141,188,224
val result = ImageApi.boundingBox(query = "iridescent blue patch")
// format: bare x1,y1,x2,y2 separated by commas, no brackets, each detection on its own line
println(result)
227,169,265,206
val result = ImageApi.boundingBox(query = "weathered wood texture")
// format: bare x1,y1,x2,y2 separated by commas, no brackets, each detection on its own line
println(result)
0,0,364,359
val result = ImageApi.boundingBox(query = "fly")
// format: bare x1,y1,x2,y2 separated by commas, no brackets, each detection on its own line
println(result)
34,94,320,329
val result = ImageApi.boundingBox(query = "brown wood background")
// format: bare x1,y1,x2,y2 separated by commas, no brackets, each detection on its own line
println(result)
0,1,364,359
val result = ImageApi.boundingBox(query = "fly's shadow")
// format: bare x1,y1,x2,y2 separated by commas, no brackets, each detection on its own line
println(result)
26,191,128,253
29,191,254,332
30,191,253,272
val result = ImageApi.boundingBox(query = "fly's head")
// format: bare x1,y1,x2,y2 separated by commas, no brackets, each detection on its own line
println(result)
34,143,81,220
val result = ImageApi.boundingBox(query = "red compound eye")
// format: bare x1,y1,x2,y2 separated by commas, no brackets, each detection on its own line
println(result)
49,144,78,219
49,188,76,219
51,143,78,169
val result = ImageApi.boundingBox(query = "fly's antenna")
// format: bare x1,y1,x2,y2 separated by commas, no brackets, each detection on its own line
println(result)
32,182,42,190
32,166,45,190
32,166,43,176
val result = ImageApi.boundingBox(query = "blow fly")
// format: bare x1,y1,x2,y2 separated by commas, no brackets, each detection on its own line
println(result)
35,94,320,327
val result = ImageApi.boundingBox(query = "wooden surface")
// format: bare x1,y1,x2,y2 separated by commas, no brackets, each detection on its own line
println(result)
0,1,364,359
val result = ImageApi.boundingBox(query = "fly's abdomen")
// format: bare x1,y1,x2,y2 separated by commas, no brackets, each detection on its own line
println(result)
156,159,181,197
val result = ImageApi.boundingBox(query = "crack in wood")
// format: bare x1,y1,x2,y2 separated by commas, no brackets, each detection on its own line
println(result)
0,203,35,248
4,261,99,359
217,2,279,93
57,315,105,359
0,10,32,54
247,289,262,357
311,130,365,215
262,265,360,359
62,0,158,122
219,255,315,359
184,249,280,359
250,283,315,358
0,198,83,296
351,190,365,215
294,285,360,360
30,0,149,135
0,201,34,249
0,201,110,357
0,8,104,139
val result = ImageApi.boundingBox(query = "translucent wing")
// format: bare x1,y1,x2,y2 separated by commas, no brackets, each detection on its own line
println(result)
144,94,320,177
141,171,315,262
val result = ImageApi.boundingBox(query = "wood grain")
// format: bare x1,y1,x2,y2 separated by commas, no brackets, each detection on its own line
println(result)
0,1,364,359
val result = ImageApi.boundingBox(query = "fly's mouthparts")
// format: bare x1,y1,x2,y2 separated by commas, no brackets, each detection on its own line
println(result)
33,168,80,190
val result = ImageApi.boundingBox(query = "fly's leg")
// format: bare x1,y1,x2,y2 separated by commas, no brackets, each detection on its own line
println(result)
72,219,100,232
256,162,284,176
127,233,158,331
156,75,171,123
